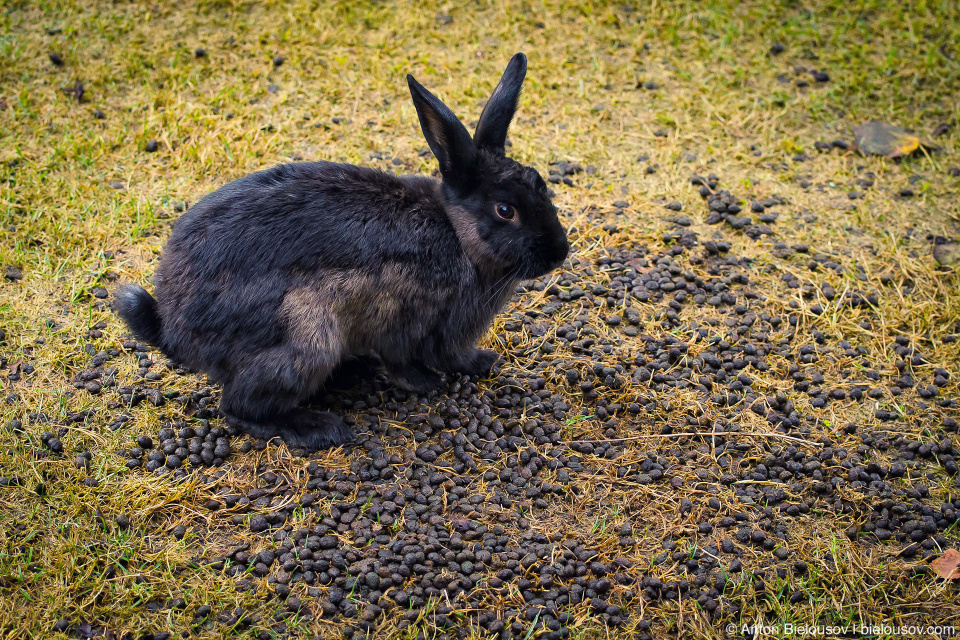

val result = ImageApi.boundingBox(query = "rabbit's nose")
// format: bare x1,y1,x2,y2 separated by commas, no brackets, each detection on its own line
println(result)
549,235,570,268
556,228,570,256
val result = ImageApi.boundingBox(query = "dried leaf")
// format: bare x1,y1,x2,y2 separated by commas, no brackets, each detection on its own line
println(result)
854,120,920,158
931,548,960,580
8,359,22,374
934,241,960,267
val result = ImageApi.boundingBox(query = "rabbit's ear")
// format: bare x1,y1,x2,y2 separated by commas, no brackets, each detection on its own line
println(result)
473,53,527,153
407,75,477,191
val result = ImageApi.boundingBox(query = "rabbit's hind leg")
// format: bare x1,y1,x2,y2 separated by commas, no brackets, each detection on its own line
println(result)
220,345,354,450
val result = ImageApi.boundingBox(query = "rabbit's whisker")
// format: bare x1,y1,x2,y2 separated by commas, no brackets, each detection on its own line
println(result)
482,266,519,310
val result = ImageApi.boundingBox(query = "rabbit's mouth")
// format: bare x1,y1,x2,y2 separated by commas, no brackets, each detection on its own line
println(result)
519,248,569,280
527,232,570,278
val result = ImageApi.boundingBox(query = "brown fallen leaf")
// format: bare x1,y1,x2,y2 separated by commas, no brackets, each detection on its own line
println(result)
931,548,960,580
933,240,960,267
853,120,920,158
8,360,22,374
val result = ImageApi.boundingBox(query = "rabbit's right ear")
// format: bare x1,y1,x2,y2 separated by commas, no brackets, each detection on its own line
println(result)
473,53,527,153
407,75,478,192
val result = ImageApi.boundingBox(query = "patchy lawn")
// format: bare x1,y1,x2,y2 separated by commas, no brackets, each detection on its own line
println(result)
1,1,959,638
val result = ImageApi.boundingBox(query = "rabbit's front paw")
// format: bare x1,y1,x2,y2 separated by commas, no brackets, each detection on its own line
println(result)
284,410,356,450
226,410,355,451
462,349,500,377
390,362,443,394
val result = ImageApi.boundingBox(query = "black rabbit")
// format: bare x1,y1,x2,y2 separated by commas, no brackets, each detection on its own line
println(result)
114,53,569,450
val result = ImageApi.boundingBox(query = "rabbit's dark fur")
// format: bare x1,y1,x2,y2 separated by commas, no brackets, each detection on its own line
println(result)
114,53,569,450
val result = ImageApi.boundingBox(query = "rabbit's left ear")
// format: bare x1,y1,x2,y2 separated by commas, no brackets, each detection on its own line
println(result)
473,53,527,153
408,75,478,193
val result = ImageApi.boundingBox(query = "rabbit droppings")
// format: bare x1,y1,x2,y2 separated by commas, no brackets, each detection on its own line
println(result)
114,53,569,451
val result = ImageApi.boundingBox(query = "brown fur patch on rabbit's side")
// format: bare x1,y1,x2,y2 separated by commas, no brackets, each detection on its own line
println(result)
280,287,344,359
364,263,435,321
282,264,438,353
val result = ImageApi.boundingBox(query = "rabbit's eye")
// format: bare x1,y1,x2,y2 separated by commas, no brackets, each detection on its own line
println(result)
495,203,517,221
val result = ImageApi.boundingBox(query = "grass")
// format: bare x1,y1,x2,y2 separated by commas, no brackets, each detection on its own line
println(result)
1,0,960,638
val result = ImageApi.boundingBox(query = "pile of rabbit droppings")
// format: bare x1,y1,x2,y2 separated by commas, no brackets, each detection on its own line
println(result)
47,232,959,639
1,0,960,639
